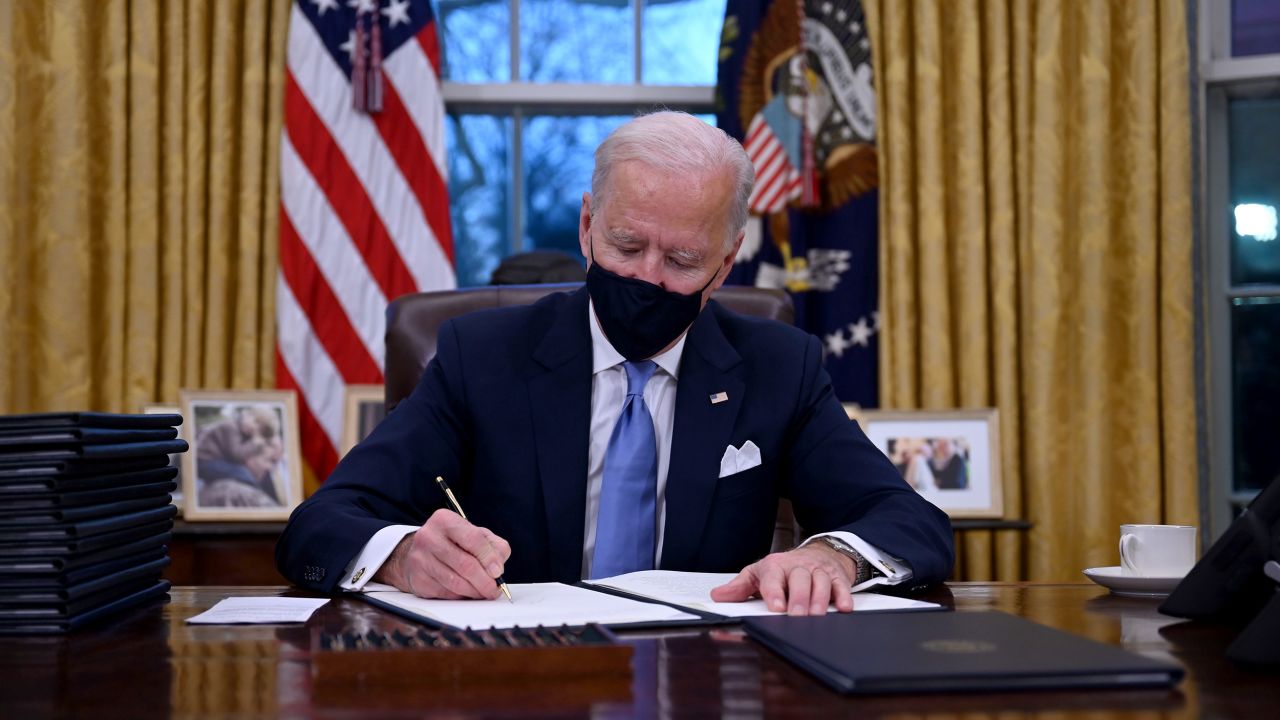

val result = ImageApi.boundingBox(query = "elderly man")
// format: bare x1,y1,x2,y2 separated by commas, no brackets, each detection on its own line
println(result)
276,111,953,615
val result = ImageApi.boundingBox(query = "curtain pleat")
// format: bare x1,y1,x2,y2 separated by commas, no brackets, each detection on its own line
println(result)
0,0,285,415
867,0,1196,581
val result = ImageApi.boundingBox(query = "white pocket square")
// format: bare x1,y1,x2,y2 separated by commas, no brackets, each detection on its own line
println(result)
719,440,762,478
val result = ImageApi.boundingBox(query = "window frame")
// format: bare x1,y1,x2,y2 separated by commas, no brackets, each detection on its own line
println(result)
1198,0,1280,540
438,0,718,261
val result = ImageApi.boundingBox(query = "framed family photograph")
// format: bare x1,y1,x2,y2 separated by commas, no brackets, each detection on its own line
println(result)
856,409,1003,519
342,384,387,456
178,390,303,521
141,403,185,517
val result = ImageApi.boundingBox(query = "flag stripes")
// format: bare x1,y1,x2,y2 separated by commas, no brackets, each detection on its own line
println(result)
279,0,454,483
744,115,801,214
282,77,417,302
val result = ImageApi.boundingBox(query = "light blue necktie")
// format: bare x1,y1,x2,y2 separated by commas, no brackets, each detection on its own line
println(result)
591,360,659,579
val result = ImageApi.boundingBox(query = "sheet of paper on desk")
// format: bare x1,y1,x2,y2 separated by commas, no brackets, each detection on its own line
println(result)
362,582,699,629
585,571,942,617
185,596,330,624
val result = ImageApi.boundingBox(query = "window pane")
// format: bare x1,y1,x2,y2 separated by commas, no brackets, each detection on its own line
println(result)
1232,298,1280,493
642,0,727,85
447,113,513,286
522,115,630,256
520,0,633,83
1232,0,1280,57
439,0,511,82
1228,98,1280,285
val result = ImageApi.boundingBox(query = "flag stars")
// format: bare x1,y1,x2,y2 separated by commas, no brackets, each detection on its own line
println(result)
382,0,411,26
348,0,378,13
821,2,833,15
339,30,357,62
849,317,873,347
836,10,847,22
311,0,339,15
825,329,853,359
824,314,879,359
850,21,862,34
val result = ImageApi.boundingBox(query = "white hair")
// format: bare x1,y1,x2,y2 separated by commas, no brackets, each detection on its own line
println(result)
590,111,755,248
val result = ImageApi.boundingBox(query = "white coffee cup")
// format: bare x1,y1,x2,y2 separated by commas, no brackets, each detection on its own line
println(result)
1118,524,1197,578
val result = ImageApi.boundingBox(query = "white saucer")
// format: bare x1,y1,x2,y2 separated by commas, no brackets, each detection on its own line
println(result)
1083,566,1185,598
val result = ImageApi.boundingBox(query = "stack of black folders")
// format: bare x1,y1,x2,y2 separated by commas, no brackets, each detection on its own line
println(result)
0,412,187,634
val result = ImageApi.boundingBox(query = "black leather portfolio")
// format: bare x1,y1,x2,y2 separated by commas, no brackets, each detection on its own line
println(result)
0,579,170,635
0,412,182,430
0,478,176,509
0,493,171,525
0,439,188,465
0,426,178,448
743,610,1184,694
0,557,169,603
0,545,168,585
0,576,162,619
0,520,173,559
0,530,170,573
0,457,172,483
0,505,176,544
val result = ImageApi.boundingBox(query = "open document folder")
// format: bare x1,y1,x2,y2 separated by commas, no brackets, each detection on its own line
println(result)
358,571,941,631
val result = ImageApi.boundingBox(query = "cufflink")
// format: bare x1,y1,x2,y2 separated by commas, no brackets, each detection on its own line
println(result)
352,567,365,583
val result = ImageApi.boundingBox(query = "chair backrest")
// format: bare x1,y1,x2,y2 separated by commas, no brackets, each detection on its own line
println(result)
384,282,794,411
382,282,802,552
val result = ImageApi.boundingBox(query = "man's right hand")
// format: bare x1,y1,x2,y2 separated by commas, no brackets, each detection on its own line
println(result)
374,508,511,599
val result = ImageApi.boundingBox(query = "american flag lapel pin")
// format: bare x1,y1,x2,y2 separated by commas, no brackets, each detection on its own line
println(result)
709,391,728,404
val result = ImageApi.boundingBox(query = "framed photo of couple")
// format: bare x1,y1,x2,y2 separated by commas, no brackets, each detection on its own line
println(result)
179,390,304,522
847,407,1004,519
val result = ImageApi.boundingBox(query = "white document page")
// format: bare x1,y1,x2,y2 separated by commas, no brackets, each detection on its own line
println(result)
186,596,330,625
585,570,941,617
361,582,699,629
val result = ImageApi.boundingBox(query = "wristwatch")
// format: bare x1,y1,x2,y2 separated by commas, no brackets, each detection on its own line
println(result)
816,536,881,585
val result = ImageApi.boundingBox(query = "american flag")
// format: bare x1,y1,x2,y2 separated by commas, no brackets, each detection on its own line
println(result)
279,0,454,486
743,108,802,214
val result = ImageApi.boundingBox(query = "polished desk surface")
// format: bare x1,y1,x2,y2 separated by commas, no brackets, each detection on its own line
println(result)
1,583,1275,719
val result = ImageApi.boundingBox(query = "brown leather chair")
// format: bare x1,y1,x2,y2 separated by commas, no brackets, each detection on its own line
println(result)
383,282,803,552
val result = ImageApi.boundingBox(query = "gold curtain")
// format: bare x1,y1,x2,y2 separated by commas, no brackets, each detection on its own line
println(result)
0,0,288,415
865,0,1197,581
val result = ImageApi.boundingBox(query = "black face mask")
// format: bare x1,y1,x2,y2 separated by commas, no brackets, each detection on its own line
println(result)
585,239,718,361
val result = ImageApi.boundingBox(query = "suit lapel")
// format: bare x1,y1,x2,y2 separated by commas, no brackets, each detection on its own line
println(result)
528,289,593,583
661,304,744,570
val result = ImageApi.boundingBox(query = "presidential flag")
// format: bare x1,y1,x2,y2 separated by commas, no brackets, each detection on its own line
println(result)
279,0,454,485
717,0,880,406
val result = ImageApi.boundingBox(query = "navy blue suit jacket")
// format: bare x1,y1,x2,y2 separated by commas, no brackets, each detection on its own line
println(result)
276,288,954,592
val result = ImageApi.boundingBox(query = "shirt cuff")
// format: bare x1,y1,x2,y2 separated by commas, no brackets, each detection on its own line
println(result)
338,524,418,591
802,531,914,593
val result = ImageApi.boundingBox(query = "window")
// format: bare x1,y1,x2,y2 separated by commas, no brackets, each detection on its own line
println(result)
1201,1,1280,538
438,0,726,285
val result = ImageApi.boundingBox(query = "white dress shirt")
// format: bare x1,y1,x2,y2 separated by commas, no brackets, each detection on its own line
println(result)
338,302,911,591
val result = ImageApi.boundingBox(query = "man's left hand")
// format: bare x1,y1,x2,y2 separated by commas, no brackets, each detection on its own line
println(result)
709,542,856,616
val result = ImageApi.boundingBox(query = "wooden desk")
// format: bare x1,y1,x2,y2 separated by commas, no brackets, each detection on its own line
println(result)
166,521,286,586
1,583,1274,718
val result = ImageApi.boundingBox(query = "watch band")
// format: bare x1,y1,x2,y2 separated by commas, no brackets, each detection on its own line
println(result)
817,536,881,585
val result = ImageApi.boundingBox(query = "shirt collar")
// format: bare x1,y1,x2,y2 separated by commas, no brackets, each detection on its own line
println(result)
588,299,686,379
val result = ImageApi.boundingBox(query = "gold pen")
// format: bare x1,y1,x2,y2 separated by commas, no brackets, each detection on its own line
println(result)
435,475,513,602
